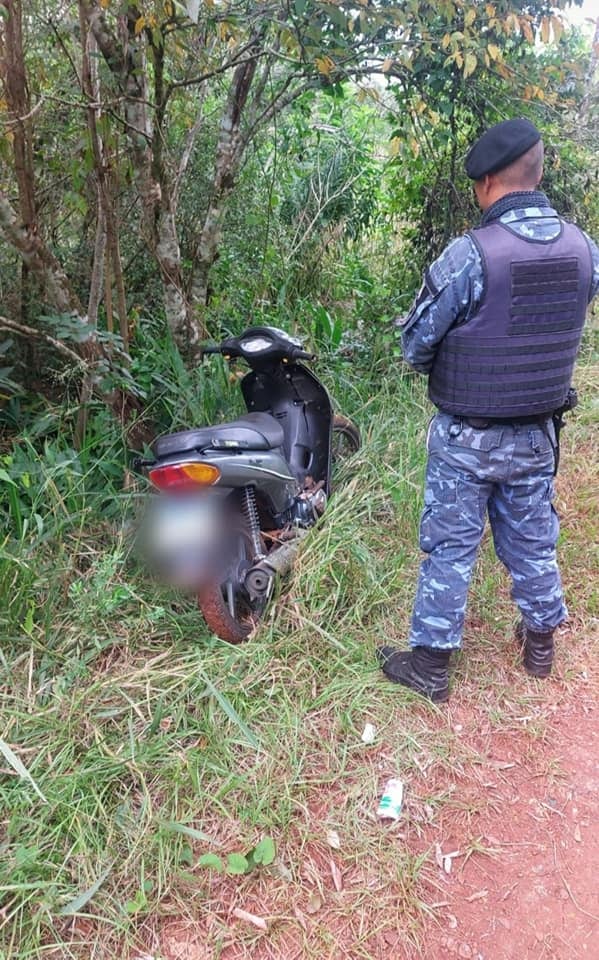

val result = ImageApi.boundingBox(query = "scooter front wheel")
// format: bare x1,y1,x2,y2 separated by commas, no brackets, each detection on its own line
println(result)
198,527,268,644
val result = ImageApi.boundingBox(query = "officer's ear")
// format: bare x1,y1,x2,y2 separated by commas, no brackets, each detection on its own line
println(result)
474,174,496,211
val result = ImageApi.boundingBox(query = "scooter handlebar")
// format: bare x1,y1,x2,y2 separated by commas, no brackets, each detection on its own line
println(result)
291,347,317,362
201,341,316,362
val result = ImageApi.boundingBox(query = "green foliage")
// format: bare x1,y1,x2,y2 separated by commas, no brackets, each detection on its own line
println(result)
198,840,278,876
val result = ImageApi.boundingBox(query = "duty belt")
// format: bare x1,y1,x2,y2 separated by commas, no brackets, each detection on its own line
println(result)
461,415,551,429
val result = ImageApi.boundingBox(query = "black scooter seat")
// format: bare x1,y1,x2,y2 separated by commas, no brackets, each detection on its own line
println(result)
152,412,285,458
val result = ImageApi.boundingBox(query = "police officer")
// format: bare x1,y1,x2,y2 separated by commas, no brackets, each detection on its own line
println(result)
378,118,599,702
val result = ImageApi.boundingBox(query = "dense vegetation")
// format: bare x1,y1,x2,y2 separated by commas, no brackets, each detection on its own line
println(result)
0,1,598,957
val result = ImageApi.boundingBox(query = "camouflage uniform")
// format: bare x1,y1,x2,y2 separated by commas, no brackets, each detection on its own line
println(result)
401,196,599,651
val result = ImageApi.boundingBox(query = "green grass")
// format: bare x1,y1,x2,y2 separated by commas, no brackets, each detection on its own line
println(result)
1,362,598,959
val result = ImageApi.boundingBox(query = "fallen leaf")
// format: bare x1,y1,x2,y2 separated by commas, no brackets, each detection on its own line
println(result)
330,859,343,892
448,913,458,929
305,891,322,914
293,905,307,931
326,830,341,850
574,824,582,842
435,843,444,870
232,908,268,931
465,889,488,902
444,856,452,875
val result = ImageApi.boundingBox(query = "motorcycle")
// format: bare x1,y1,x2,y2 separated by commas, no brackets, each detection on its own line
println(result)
136,325,360,643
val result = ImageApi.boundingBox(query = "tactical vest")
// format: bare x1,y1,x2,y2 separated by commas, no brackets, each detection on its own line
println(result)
428,219,593,418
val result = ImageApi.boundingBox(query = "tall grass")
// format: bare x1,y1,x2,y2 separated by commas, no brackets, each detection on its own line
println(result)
1,349,597,959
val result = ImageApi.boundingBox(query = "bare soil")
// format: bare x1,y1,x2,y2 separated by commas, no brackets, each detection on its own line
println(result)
413,668,599,960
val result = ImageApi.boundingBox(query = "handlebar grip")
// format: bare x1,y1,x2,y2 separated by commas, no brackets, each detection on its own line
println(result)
293,348,317,361
201,344,222,355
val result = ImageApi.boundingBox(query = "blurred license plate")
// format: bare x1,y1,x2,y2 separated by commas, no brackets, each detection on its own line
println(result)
139,495,227,588
148,496,220,552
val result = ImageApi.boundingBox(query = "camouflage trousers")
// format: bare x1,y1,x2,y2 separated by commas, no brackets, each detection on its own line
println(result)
409,413,567,650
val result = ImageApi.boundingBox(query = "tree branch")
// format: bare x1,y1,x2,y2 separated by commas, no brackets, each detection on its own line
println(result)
167,46,265,92
0,316,88,367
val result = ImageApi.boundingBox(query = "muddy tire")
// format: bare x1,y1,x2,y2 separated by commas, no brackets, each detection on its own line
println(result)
331,413,361,478
197,526,267,644
198,581,257,644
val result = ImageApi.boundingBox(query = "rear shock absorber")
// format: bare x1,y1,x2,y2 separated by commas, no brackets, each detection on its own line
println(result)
241,485,264,560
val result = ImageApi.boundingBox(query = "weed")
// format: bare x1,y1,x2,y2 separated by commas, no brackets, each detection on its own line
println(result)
0,362,597,958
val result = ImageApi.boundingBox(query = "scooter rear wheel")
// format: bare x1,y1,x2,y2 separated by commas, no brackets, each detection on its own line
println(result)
198,526,267,644
331,413,361,477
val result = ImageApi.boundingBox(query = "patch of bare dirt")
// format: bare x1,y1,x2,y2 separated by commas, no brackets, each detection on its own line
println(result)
414,689,599,960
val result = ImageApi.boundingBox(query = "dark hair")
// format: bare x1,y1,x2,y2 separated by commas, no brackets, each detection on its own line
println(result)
496,140,544,189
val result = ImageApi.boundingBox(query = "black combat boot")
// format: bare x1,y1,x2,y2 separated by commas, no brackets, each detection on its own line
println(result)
515,620,555,677
376,645,451,702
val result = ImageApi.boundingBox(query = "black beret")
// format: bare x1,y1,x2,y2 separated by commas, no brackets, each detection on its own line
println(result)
465,118,541,180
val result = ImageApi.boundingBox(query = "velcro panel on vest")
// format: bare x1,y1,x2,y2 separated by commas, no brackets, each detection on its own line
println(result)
509,258,580,336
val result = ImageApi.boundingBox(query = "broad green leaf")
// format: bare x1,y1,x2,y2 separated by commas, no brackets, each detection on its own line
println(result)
198,853,224,872
226,853,249,875
252,837,276,866
23,601,35,637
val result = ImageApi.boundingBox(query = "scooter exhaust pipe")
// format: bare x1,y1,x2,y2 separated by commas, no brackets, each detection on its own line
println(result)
245,529,308,597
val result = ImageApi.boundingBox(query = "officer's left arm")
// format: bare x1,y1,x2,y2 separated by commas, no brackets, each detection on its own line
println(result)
582,232,599,302
398,235,483,373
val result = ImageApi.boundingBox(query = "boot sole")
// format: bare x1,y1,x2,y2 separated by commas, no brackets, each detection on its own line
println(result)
524,663,552,678
383,670,450,702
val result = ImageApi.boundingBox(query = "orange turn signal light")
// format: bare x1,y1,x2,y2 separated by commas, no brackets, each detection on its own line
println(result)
149,462,221,490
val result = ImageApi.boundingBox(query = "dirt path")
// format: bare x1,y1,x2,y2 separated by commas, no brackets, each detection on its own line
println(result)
415,681,599,960
154,668,599,960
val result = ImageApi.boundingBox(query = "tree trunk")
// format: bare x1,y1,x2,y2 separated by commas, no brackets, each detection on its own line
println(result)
579,16,599,120
0,0,35,228
190,58,258,308
0,2,152,444
81,0,205,355
0,191,84,316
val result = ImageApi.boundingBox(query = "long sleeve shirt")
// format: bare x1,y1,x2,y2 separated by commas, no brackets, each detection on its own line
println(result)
400,193,599,374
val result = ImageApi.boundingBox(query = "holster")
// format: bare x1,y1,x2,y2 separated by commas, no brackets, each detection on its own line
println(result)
549,387,578,476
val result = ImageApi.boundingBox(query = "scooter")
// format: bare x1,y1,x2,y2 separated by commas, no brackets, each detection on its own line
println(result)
137,325,360,643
